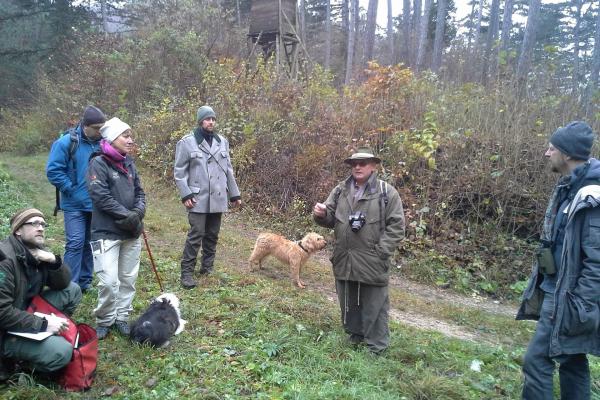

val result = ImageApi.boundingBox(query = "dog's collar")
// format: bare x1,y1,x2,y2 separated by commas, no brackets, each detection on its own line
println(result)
297,241,309,253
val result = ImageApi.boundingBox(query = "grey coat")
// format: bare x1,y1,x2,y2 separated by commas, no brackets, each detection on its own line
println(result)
517,184,600,357
174,131,240,214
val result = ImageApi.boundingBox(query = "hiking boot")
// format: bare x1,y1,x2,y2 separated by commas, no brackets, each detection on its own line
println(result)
181,274,197,289
198,266,213,275
114,320,130,336
96,325,111,340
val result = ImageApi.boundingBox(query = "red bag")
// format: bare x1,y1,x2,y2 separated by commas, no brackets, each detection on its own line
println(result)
26,295,98,391
59,323,98,391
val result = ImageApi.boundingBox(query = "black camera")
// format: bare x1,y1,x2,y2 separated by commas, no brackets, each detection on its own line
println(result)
349,212,366,232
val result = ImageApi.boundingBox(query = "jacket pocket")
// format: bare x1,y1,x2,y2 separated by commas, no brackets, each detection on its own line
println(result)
560,292,600,336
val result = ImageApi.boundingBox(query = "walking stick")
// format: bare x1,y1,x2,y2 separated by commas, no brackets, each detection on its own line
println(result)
142,229,164,293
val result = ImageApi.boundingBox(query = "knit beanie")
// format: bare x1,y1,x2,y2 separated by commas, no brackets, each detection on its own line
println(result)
550,121,595,160
10,208,45,234
100,117,131,144
82,105,106,127
197,106,216,122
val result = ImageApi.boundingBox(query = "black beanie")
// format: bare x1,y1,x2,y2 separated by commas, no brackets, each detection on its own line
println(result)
549,121,595,160
82,105,106,127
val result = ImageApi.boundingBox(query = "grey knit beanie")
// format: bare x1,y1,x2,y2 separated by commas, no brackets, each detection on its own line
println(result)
82,105,106,127
197,106,216,122
550,121,595,160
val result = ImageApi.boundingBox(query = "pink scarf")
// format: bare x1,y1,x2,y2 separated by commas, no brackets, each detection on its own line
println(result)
100,139,128,175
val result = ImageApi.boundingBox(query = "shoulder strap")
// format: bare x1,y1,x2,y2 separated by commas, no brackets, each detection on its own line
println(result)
67,128,79,160
378,180,389,233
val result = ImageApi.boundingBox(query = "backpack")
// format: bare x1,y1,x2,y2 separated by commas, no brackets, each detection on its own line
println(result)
53,128,79,216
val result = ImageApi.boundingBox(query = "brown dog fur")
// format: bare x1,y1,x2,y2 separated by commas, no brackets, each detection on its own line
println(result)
248,232,327,288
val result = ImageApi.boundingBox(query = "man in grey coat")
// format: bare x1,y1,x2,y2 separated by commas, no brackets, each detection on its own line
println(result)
174,106,241,289
517,121,600,399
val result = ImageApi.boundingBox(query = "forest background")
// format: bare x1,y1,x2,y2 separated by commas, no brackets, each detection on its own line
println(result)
1,0,600,300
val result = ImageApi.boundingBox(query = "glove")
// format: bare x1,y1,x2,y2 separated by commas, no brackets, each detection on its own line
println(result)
115,211,141,233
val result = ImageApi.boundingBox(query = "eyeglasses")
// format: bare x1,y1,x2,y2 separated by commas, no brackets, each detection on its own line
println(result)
349,160,369,168
23,221,48,228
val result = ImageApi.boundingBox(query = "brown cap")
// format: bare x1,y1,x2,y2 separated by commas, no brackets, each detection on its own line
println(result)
10,208,45,234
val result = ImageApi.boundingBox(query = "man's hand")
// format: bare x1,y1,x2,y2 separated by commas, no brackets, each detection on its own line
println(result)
29,248,56,264
313,203,327,218
35,312,68,334
183,198,197,209
231,199,242,208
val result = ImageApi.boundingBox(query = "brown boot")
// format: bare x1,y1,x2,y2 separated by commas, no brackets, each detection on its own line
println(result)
181,274,197,289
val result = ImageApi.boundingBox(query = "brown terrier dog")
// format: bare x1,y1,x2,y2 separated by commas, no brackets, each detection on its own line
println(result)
249,232,327,288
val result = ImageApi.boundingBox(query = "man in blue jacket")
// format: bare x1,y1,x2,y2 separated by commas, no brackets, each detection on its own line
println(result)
46,106,106,292
517,121,600,399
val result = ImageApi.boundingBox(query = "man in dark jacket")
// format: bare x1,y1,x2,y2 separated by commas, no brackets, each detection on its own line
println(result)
517,121,600,399
0,208,82,379
46,105,106,292
313,147,405,353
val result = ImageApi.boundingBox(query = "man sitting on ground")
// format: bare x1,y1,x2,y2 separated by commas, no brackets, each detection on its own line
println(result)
0,208,82,380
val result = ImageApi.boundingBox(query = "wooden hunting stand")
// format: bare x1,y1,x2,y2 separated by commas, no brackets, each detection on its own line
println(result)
248,0,304,78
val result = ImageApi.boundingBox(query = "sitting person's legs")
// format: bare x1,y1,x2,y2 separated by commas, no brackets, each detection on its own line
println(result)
2,335,73,372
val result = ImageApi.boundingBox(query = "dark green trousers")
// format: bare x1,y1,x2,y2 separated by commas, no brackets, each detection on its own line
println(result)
181,212,222,276
2,281,82,372
335,280,389,353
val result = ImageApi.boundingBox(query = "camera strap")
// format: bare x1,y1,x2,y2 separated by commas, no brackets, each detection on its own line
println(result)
379,180,388,233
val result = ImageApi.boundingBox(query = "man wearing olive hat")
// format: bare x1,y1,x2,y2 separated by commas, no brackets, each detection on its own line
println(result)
174,105,242,289
0,208,81,379
313,147,405,354
46,105,106,293
517,121,600,399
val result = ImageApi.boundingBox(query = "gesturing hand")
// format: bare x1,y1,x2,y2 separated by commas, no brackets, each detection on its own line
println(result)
29,248,56,264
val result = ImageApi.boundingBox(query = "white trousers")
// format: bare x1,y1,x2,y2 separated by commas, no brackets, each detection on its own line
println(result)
92,238,141,326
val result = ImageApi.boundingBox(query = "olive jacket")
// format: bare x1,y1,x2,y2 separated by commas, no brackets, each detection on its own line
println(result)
0,236,71,353
314,172,405,286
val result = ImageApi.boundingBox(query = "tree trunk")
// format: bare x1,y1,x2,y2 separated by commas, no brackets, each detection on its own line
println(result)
516,0,541,90
342,0,350,78
482,0,500,85
401,0,411,64
364,0,379,64
412,0,422,67
345,0,358,84
467,0,477,52
416,0,433,71
572,0,583,94
500,0,513,54
299,0,306,46
588,6,600,101
431,0,447,72
474,0,485,49
325,0,331,69
387,0,395,64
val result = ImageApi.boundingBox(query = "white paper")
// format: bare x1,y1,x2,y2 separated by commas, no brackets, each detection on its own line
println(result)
7,330,53,341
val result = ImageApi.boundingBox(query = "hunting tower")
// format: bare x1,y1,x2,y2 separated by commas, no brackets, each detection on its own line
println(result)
248,0,301,78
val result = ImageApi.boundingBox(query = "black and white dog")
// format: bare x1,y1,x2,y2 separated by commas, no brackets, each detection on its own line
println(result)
130,293,187,348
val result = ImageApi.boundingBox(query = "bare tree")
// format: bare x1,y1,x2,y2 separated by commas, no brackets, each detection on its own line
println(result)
299,0,306,46
401,0,411,63
387,0,395,64
572,0,583,94
342,0,350,77
416,0,433,70
364,0,379,63
516,0,541,89
589,6,600,97
412,0,422,66
345,0,358,84
431,0,447,72
482,0,500,85
325,0,331,69
500,0,514,54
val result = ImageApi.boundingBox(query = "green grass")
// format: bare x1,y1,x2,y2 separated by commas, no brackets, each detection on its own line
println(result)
0,153,598,399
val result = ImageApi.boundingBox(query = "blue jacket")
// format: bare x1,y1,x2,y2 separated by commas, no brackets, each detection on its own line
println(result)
46,125,100,212
517,158,600,357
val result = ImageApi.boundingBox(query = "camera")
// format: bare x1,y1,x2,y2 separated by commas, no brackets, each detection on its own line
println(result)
349,212,366,232
536,239,556,275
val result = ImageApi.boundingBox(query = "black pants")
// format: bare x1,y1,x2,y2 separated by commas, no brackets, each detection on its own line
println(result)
181,212,222,275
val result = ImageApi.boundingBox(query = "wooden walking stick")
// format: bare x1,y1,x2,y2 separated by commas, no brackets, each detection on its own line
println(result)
142,229,164,293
